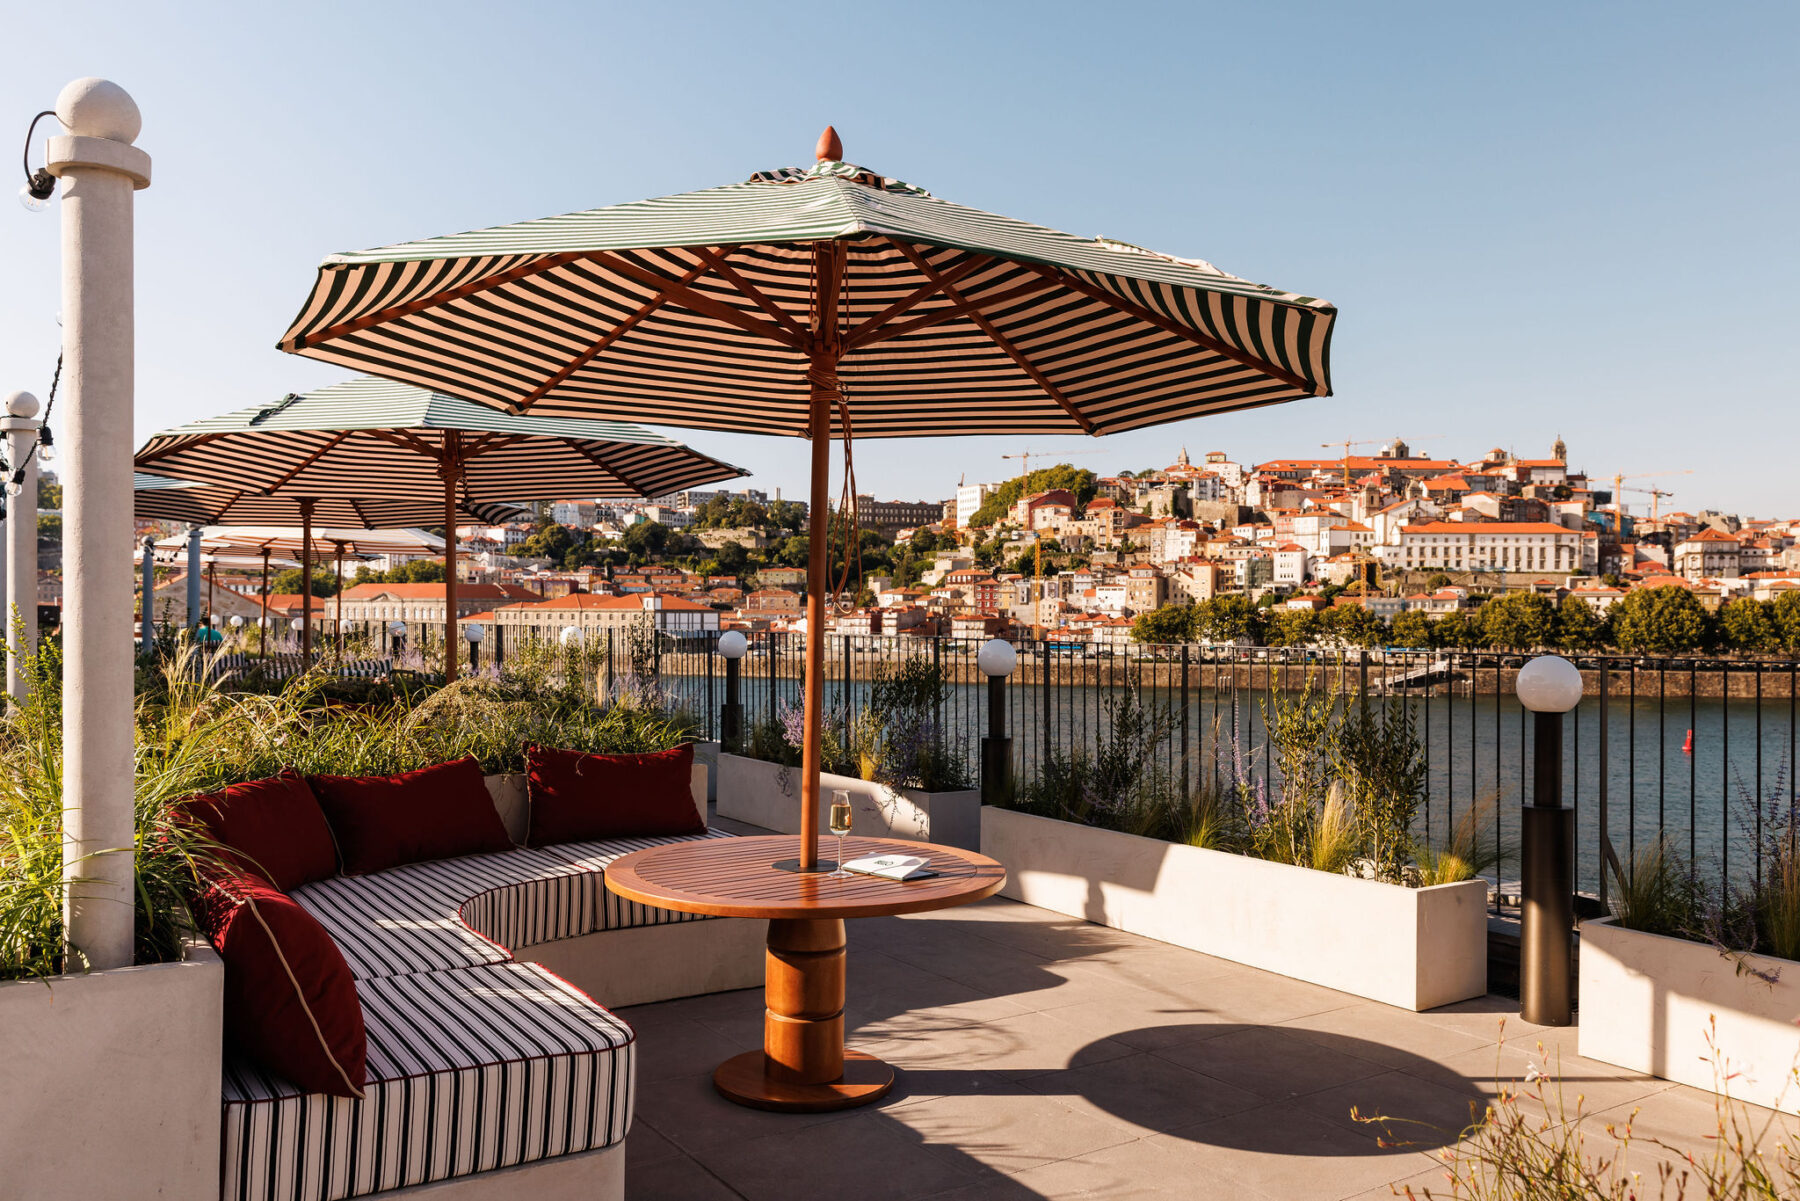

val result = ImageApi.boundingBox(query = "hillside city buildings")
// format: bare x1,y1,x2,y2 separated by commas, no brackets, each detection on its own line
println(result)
129,438,1800,645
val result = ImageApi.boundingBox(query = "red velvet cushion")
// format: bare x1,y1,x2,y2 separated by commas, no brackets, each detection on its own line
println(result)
308,757,513,875
183,770,339,891
194,872,367,1098
527,744,701,845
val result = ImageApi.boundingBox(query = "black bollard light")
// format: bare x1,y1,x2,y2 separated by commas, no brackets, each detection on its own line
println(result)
978,637,1017,807
719,629,747,751
1516,653,1583,1026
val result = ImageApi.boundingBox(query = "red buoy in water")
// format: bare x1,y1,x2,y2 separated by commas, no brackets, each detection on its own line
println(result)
1682,728,1694,755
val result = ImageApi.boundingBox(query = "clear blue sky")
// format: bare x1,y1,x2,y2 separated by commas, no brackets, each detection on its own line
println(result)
2,2,1794,516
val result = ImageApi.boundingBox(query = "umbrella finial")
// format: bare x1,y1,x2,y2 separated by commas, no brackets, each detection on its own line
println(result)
815,125,842,162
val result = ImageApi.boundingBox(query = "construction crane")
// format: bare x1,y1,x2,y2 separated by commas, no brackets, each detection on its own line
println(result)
1319,438,1387,486
1617,485,1680,524
1319,434,1445,486
1609,470,1694,525
999,448,1108,640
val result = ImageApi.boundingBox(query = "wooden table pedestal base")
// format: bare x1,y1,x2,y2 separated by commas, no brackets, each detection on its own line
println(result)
710,916,896,1112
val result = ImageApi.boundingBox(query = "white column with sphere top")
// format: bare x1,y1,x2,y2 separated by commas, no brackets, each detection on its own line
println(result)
46,78,150,971
3,390,40,704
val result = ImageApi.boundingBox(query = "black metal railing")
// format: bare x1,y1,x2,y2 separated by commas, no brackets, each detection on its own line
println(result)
632,632,1798,905
194,619,1799,905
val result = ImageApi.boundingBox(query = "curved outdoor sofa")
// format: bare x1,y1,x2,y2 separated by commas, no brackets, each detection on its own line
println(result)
214,760,764,1201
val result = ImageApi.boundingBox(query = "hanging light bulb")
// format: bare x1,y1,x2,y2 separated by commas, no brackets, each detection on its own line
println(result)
6,481,19,498
19,110,60,213
37,433,54,464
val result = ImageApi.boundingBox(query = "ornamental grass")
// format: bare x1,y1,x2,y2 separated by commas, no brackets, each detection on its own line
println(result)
0,639,696,981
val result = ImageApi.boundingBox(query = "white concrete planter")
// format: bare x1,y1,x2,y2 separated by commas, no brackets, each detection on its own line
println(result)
0,938,224,1200
716,752,981,851
1580,917,1800,1113
981,807,1488,1011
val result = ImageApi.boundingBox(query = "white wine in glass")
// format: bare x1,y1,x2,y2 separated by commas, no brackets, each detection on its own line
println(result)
829,790,853,878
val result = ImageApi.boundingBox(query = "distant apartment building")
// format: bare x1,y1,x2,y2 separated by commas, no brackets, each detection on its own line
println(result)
955,482,999,528
1123,566,1167,612
854,496,946,537
642,504,692,528
487,592,718,640
1382,522,1583,575
758,566,808,591
745,588,802,614
549,500,599,527
338,582,544,625
1674,528,1741,579
1272,544,1309,587
1013,489,1077,531
1168,562,1228,603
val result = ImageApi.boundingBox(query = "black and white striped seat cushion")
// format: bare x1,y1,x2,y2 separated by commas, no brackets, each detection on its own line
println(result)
221,962,634,1201
539,827,741,932
290,830,740,982
291,848,596,981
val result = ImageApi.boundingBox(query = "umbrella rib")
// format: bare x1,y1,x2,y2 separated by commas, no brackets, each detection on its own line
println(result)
513,257,717,412
259,431,357,492
568,441,655,499
135,431,231,469
1014,262,1323,396
848,275,1061,349
364,428,441,459
459,433,530,460
581,251,804,351
888,239,1095,435
691,247,806,341
283,252,587,351
840,252,989,347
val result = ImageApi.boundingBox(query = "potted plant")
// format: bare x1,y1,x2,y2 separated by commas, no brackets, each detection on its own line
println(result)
717,658,980,849
981,685,1491,1010
1580,810,1800,1114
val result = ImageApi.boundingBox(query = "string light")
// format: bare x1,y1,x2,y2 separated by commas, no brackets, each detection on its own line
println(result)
18,110,57,213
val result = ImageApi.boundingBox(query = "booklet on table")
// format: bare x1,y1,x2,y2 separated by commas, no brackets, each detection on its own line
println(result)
842,854,938,881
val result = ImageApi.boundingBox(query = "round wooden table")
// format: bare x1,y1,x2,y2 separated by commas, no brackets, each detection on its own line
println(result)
605,834,1006,1112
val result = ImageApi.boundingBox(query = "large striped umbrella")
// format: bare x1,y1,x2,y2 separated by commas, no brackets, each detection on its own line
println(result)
277,127,1338,871
134,474,523,658
134,377,744,670
152,526,444,659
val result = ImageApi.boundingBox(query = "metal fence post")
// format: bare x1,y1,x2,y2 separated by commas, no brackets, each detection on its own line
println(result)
1180,643,1191,799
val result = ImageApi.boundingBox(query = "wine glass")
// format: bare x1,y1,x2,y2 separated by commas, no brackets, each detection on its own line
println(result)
829,790,853,879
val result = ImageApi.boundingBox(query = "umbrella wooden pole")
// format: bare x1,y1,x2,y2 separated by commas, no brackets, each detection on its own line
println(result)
442,436,460,680
300,498,315,660
798,239,844,872
334,541,346,661
259,550,270,661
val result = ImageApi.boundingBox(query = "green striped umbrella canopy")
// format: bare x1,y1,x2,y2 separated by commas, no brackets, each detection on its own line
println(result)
278,145,1334,436
158,526,444,559
151,526,440,646
134,376,744,667
133,473,523,528
276,127,1338,873
135,376,744,504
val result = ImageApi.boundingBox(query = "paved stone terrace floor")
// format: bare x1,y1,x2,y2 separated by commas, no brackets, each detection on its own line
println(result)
616,891,1777,1201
